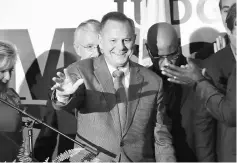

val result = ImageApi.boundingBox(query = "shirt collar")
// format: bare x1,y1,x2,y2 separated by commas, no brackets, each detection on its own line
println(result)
105,59,130,78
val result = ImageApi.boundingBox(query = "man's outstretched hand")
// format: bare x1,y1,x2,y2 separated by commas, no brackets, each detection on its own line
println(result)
161,58,205,85
51,68,84,97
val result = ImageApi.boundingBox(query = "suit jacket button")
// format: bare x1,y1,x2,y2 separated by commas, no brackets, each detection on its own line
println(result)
120,141,124,147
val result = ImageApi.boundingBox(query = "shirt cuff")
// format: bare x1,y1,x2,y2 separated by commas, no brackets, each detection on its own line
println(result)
195,79,219,108
55,91,70,104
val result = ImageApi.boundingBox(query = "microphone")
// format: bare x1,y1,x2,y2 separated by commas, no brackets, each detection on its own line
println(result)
0,98,100,160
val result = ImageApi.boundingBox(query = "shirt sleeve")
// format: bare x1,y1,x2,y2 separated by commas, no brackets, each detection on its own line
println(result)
195,66,236,126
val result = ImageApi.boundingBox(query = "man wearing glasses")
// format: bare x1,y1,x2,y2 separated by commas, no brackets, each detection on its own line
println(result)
146,22,197,162
73,20,100,60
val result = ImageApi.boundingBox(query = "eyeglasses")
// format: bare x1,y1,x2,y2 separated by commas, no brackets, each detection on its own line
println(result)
145,43,181,61
74,43,98,52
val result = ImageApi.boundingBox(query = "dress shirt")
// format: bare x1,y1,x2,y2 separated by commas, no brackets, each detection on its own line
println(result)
56,60,130,103
105,60,130,95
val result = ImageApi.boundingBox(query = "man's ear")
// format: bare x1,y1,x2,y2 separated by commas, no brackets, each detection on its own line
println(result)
133,34,137,43
98,34,103,50
73,43,79,55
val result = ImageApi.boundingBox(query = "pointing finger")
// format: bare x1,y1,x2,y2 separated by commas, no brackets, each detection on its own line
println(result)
63,68,70,79
57,72,65,79
214,42,217,53
52,77,64,84
216,37,221,51
221,36,226,49
167,78,187,85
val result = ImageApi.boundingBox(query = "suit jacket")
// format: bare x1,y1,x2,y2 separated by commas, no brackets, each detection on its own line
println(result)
194,45,236,162
150,55,198,162
196,65,236,126
52,55,175,162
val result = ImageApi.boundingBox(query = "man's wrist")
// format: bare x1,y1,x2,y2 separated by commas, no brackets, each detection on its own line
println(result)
56,91,70,103
193,76,206,90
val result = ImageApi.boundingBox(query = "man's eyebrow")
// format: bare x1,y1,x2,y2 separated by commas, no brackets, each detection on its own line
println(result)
222,6,230,10
85,43,97,47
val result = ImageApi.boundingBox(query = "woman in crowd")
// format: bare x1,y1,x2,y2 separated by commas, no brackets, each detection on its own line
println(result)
0,40,22,161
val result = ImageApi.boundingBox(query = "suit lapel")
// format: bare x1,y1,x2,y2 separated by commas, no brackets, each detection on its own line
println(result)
93,56,122,137
123,62,144,136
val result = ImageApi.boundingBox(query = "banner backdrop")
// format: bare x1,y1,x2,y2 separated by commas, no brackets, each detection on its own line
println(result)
0,0,225,109
0,0,225,122
0,0,227,157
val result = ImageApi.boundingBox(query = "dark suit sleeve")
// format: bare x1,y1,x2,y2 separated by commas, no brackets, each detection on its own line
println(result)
33,103,58,161
194,102,217,162
154,78,176,162
51,63,85,112
193,60,217,162
34,72,59,161
195,66,236,126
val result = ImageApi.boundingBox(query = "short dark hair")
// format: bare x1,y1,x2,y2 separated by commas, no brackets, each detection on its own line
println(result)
226,3,236,32
100,12,135,34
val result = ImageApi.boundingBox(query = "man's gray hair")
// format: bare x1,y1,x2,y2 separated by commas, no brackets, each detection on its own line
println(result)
100,12,135,34
74,19,100,39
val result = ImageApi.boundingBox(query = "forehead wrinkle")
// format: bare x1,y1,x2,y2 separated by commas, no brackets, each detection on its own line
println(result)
75,30,98,44
222,6,230,9
101,20,133,37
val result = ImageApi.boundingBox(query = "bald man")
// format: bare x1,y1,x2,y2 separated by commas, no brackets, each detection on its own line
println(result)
146,22,197,162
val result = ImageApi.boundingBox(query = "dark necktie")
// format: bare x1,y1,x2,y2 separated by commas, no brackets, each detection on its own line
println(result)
112,70,127,132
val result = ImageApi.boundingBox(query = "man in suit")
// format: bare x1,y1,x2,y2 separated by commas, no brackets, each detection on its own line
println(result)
51,12,175,162
146,22,197,162
161,3,236,162
33,19,101,161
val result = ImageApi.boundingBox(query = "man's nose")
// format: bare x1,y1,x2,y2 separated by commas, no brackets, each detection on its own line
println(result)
163,58,172,65
117,41,126,51
160,58,172,69
87,47,99,59
92,47,100,57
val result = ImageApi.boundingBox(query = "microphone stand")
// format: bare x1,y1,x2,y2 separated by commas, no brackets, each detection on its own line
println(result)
22,120,35,158
0,98,99,159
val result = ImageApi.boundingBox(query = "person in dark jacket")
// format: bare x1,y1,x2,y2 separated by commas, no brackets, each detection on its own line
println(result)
161,3,236,162
146,22,197,162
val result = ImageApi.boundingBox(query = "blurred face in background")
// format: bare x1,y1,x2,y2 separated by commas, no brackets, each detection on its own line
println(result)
227,12,237,55
74,29,100,60
220,0,236,30
0,59,14,91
